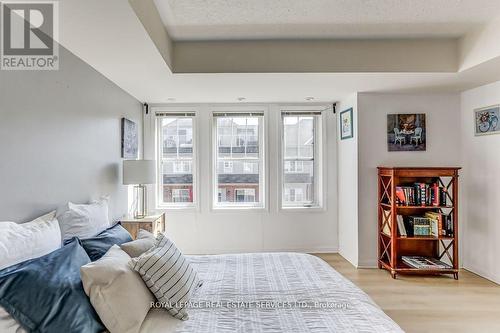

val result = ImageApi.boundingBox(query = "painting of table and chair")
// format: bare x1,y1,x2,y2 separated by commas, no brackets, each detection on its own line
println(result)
387,114,426,151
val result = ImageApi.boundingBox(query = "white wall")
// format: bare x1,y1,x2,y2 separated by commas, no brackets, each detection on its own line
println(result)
0,46,142,222
144,104,338,254
460,81,500,284
357,93,462,267
337,94,359,267
460,17,500,71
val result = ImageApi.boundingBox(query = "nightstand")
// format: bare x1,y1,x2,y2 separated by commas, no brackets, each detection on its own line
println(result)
120,213,165,240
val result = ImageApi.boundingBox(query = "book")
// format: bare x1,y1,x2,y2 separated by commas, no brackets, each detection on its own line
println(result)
440,188,448,206
402,256,452,270
397,215,407,237
445,214,454,237
420,183,426,206
410,216,431,236
396,183,451,207
429,218,439,237
395,187,406,205
424,211,444,236
432,183,440,206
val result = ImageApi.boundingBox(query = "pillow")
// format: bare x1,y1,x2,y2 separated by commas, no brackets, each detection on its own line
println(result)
80,223,133,261
0,211,61,270
131,233,201,320
81,245,154,333
58,197,111,240
0,305,26,333
120,229,155,258
0,238,104,333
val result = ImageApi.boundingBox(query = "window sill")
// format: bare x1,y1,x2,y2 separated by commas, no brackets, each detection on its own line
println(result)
211,206,267,213
155,205,198,212
279,206,325,213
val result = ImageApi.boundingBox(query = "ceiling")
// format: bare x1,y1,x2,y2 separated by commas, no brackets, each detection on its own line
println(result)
154,0,500,40
57,0,500,103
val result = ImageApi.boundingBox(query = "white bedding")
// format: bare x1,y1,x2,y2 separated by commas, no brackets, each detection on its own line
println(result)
140,253,403,333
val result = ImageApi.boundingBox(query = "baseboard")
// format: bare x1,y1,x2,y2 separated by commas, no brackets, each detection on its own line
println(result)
357,259,378,269
463,264,500,285
185,247,339,255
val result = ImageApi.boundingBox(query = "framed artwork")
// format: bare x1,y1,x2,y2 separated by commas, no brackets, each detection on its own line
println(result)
121,118,138,158
387,114,426,152
474,105,500,136
340,108,353,140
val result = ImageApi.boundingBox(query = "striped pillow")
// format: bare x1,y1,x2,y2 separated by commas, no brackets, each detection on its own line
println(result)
130,233,201,320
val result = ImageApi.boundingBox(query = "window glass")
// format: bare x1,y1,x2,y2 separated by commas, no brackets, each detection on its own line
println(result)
282,114,321,208
158,116,195,207
214,115,264,208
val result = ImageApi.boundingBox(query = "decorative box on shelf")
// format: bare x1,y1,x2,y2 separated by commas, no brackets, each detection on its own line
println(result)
120,213,165,240
378,167,460,280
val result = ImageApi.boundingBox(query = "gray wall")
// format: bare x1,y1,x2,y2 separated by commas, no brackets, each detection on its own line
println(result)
0,46,142,222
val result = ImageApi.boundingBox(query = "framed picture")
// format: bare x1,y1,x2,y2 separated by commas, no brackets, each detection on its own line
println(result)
340,108,353,140
387,114,426,152
474,105,500,136
121,118,138,158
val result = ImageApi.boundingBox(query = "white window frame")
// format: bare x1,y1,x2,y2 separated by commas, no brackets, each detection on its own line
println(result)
155,109,198,210
211,107,267,210
279,107,325,210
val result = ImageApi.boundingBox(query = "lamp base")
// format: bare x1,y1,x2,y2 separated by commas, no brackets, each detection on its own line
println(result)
133,184,147,219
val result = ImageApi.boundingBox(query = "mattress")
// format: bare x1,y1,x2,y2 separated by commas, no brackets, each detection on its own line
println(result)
140,253,403,333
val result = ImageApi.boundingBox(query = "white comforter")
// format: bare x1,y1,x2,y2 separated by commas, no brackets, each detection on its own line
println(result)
140,253,403,333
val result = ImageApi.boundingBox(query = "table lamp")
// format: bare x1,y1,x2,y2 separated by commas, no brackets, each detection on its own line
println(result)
123,160,155,218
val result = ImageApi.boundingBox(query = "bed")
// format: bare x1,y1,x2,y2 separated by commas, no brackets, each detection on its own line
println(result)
140,252,403,333
0,215,402,333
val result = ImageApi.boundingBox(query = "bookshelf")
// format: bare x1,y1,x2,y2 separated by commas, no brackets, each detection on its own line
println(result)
377,167,461,279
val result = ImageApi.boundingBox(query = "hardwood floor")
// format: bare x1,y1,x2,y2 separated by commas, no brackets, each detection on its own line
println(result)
315,253,500,333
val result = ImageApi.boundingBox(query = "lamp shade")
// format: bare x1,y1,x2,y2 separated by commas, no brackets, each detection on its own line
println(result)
123,160,155,185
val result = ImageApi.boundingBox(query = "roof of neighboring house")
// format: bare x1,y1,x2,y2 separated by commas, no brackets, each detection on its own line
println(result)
283,173,314,184
163,173,312,185
163,174,193,184
218,174,259,184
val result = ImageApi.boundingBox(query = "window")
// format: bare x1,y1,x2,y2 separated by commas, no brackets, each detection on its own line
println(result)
284,161,304,173
235,188,256,202
213,112,265,208
243,162,254,173
172,189,191,203
223,161,233,173
157,112,196,207
281,111,323,208
173,161,191,173
285,188,304,202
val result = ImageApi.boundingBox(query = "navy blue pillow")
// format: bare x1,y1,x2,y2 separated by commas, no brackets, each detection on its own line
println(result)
0,238,104,333
80,223,133,261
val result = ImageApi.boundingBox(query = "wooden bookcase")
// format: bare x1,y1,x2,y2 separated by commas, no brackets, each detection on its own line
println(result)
377,167,461,279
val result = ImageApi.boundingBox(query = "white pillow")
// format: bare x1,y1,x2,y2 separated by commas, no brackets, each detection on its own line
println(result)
120,229,155,258
80,245,154,333
0,211,61,270
131,233,201,320
58,197,111,240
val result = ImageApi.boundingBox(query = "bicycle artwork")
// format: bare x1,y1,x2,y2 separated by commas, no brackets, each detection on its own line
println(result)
474,105,500,136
